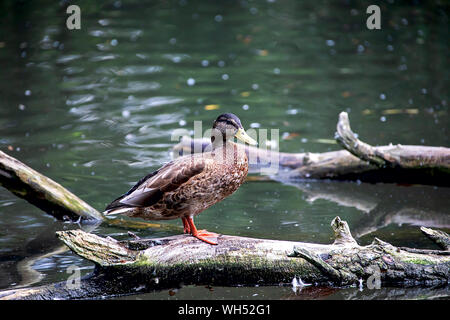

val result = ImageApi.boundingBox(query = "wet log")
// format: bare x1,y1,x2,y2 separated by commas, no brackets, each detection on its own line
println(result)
0,150,103,221
174,112,450,186
1,217,448,300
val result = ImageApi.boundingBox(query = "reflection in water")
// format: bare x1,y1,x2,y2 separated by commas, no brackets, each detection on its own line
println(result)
0,0,448,299
115,283,450,300
285,180,450,240
284,284,450,300
0,221,99,289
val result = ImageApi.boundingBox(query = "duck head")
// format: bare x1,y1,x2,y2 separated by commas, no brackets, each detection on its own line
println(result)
211,113,258,146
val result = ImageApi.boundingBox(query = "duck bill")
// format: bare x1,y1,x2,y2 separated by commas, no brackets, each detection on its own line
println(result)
235,128,258,146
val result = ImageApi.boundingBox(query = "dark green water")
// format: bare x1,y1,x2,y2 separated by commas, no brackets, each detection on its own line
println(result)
0,0,448,299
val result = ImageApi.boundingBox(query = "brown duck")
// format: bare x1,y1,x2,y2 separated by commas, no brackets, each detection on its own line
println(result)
104,113,257,245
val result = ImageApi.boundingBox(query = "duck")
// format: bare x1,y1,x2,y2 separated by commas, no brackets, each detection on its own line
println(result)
103,113,258,245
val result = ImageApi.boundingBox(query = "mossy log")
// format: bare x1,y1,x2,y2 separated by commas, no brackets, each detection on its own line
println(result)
174,112,450,186
0,150,103,221
1,217,448,300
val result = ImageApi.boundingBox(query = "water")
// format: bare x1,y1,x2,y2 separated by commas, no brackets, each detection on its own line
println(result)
0,0,448,299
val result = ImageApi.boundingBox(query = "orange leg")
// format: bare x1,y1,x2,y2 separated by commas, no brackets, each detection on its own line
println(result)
184,216,218,245
181,217,191,234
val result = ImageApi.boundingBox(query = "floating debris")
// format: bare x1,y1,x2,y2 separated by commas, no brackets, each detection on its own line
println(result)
382,108,418,115
205,104,220,110
282,132,300,140
314,138,336,145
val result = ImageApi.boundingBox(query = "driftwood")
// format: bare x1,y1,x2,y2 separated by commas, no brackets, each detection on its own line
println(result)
174,112,450,186
0,216,448,300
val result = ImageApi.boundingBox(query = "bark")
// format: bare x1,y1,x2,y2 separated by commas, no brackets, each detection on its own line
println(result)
1,217,448,300
174,112,450,186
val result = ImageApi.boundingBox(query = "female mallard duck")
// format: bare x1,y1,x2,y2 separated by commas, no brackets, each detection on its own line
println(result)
104,113,257,245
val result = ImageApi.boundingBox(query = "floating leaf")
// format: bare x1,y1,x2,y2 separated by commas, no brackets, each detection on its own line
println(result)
382,108,419,115
314,138,337,145
72,131,83,137
237,34,252,45
257,49,268,56
282,132,300,140
204,104,220,110
341,91,352,98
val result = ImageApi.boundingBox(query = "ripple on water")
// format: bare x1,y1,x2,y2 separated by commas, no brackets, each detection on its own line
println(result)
108,81,161,93
97,65,163,76
56,54,83,64
89,54,120,62
66,94,96,106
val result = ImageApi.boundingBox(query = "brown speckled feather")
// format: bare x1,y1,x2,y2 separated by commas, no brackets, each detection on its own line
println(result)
104,141,248,220
119,160,205,207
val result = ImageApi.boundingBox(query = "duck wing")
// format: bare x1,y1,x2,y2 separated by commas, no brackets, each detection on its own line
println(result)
104,158,205,212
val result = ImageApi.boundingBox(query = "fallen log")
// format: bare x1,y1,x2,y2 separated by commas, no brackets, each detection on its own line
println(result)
174,112,450,186
0,150,103,221
1,217,448,300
